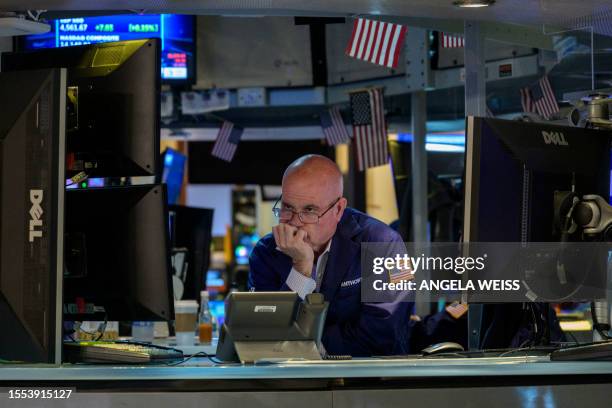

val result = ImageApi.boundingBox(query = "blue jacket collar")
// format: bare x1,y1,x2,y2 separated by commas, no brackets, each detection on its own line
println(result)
319,208,362,300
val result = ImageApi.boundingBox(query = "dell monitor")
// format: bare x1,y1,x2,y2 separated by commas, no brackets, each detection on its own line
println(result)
162,148,187,205
2,39,160,178
168,205,214,301
0,68,66,364
63,183,174,322
464,117,611,244
463,116,612,349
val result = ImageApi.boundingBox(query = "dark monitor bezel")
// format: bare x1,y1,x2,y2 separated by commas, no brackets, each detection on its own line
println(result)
0,68,66,364
62,183,174,322
2,39,161,179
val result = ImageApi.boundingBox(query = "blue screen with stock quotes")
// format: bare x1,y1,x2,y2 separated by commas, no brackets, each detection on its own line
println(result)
23,14,195,82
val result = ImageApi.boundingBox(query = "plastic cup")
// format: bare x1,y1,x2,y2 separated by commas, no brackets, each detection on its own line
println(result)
174,300,198,346
132,321,154,342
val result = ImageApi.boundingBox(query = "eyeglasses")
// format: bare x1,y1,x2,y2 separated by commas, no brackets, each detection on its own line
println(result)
272,196,341,224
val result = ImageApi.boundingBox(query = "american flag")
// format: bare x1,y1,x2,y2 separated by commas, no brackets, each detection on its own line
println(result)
211,121,243,162
445,302,468,319
320,106,351,146
345,18,407,68
389,258,415,284
520,87,535,114
441,32,465,48
520,75,559,119
350,88,389,171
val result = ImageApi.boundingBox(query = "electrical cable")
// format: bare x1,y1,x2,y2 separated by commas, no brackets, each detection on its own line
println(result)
164,351,231,366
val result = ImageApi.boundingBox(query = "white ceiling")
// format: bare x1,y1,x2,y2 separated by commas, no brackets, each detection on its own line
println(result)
0,0,611,31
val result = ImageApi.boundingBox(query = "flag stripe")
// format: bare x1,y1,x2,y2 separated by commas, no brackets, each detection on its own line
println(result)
356,19,371,59
373,23,388,65
369,22,384,64
384,24,400,67
364,20,378,62
351,18,365,57
370,90,381,165
379,25,393,67
347,18,362,56
391,26,408,69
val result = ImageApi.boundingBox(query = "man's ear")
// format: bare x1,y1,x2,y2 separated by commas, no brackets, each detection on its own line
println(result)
335,197,348,222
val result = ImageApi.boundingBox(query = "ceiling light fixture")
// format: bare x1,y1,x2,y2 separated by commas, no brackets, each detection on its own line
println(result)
453,0,495,8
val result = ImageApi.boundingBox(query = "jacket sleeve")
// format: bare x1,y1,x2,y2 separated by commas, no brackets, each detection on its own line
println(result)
323,300,410,356
322,231,412,356
248,238,292,292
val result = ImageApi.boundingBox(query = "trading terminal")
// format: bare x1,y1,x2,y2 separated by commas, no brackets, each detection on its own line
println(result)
1,3,612,407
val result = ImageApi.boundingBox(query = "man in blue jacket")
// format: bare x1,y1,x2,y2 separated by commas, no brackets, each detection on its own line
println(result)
248,154,411,356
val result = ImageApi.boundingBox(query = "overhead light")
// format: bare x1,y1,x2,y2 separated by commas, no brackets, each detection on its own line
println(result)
453,0,495,8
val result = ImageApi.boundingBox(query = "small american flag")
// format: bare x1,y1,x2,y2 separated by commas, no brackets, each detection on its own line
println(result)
350,88,389,171
320,106,351,146
520,87,535,114
445,302,468,319
211,121,243,162
345,18,407,68
441,32,465,48
520,75,559,119
389,258,415,284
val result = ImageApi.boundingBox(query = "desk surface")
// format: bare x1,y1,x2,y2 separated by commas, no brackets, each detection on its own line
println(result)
2,356,612,382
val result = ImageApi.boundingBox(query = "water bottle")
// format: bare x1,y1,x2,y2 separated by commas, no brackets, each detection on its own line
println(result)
198,291,213,344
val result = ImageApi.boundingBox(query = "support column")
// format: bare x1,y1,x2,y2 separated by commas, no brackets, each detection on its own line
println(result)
411,91,428,244
464,21,486,350
411,90,429,316
464,21,486,117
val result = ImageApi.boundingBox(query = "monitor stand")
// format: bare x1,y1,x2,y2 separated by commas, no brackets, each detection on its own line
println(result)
234,340,321,363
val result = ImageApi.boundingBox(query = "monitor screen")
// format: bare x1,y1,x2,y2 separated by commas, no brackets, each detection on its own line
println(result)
162,147,186,205
20,14,196,83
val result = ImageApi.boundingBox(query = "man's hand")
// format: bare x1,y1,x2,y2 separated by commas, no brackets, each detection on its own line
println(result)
273,224,314,277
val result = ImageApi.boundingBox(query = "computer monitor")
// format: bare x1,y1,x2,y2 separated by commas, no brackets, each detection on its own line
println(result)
63,184,174,322
216,292,328,363
463,116,612,348
161,147,186,205
0,68,66,363
464,116,611,243
20,14,196,84
168,205,214,301
2,39,160,178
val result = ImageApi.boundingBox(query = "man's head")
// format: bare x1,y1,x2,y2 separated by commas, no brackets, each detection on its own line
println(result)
279,154,347,254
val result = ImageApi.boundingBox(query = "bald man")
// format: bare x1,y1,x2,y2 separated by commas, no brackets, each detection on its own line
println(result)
248,155,411,356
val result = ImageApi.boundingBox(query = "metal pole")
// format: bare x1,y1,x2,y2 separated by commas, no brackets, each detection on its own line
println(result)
411,90,429,315
464,20,486,350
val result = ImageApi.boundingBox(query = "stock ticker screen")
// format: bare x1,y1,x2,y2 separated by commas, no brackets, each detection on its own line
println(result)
23,14,195,82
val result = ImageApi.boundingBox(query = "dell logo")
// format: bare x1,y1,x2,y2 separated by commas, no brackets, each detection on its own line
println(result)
542,131,569,146
29,189,43,242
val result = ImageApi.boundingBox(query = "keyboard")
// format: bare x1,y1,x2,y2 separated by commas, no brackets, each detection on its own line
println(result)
64,341,184,364
550,341,612,361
